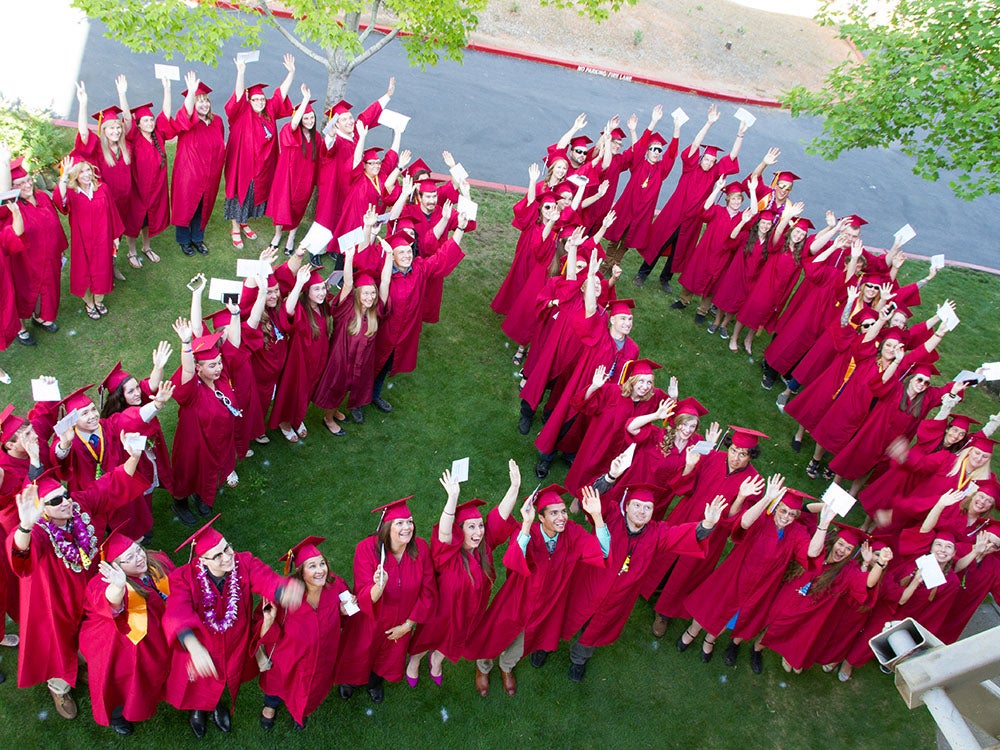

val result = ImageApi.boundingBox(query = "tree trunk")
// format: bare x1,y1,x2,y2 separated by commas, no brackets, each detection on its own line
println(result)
324,46,352,110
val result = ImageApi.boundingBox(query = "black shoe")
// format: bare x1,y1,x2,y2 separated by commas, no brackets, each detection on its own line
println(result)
790,437,802,453
293,718,306,730
761,375,775,390
190,710,208,739
529,650,549,668
676,632,693,652
31,317,59,333
693,313,706,325
660,280,673,295
194,242,209,256
701,640,716,663
350,407,365,424
110,715,133,736
16,330,36,346
632,274,646,288
338,684,354,700
534,458,551,479
0,670,5,684
192,496,212,518
260,707,275,731
518,413,532,435
723,641,740,666
568,662,586,682
212,702,231,732
172,499,198,527
367,685,384,703
670,300,686,309
750,649,764,674
180,242,195,257
372,397,393,413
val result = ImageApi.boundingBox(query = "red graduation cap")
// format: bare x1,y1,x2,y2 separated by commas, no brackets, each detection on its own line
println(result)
621,358,662,382
544,147,570,167
702,145,721,158
674,397,708,419
973,476,1000,502
30,467,65,499
191,330,225,360
534,484,568,511
861,272,887,286
931,527,956,546
387,232,413,250
723,181,745,195
608,298,635,317
362,146,383,162
842,214,868,228
181,82,213,97
91,105,123,125
728,425,769,449
851,308,879,326
100,361,132,398
778,487,815,512
354,272,377,288
948,414,980,432
60,383,96,413
569,135,593,150
791,217,814,231
325,99,352,118
984,518,1000,538
609,127,627,140
831,522,867,547
416,179,440,194
758,209,777,223
306,269,325,287
130,102,155,120
407,158,432,178
773,171,800,184
537,190,559,205
100,522,137,563
623,483,658,504
969,432,999,455
245,83,268,97
371,496,414,528
392,216,418,234
646,132,667,147
279,535,326,573
909,362,940,379
0,404,25,444
455,498,487,525
174,513,224,556
202,308,234,332
9,157,28,182
892,304,912,319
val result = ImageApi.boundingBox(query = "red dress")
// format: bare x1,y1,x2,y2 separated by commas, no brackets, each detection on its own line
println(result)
472,516,605,657
6,467,148,688
163,552,287,709
79,551,174,725
5,192,66,323
166,107,225,229
266,123,319,229
603,131,679,249
224,90,292,205
124,116,170,237
258,576,349,724
684,513,816,639
54,181,124,297
312,294,384,411
335,535,436,684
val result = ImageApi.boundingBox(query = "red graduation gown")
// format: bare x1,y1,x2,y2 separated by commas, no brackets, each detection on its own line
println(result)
266,123,319,228
123,117,170,237
6,192,66,322
0,226,24,349
267,296,331,429
54,181,124,297
333,150,400,240
677,204,742,298
712,231,767,315
71,131,132,222
491,197,546,316
167,106,226,229
499,222,558,346
336,535,436,684
312,294,384,411
7,466,149,688
163,552,286,709
374,239,465,376
224,90,292,204
79,551,174,725
938,553,1000,644
258,577,349,724
472,517,605,657
564,511,705,647
684,513,816,639
736,244,802,331
603,131,679,249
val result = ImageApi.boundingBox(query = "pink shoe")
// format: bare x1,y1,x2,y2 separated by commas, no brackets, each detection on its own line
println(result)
406,675,418,688
431,672,443,686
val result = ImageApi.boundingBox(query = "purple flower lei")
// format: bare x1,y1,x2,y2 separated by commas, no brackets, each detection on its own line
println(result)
196,556,241,633
41,505,97,573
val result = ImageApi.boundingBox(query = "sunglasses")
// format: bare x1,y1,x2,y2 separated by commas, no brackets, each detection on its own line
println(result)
44,491,70,507
571,148,588,155
648,146,663,153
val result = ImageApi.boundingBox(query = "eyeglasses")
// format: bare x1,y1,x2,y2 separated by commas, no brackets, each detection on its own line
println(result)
648,146,663,153
44,491,70,507
202,544,234,563
572,148,588,155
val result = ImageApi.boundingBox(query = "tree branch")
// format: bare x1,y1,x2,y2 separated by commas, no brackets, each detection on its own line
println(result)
256,1,327,65
349,26,400,72
359,0,382,44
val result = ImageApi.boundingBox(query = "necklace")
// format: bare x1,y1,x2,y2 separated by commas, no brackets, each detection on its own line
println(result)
196,557,241,633
40,505,97,573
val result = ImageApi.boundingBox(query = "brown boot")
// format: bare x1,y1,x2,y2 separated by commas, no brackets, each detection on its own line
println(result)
652,614,668,638
50,688,78,720
500,668,517,696
475,668,490,697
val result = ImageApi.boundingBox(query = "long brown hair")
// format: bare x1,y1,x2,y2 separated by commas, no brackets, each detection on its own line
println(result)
376,521,418,560
660,414,698,457
783,536,852,595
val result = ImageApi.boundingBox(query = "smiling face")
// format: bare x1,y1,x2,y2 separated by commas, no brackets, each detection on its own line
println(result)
195,94,212,117
646,142,664,163
879,337,903,362
827,537,857,564
41,487,73,524
121,377,143,407
418,189,438,213
943,424,968,447
364,156,381,177
307,281,328,305
195,354,224,383
392,244,414,271
610,138,623,155
569,146,588,167
624,498,654,532
969,491,996,516
539,503,568,536
756,218,773,237
908,374,931,396
75,401,100,432
631,374,654,400
675,414,698,443
726,191,743,210
773,179,793,201
968,447,991,470
461,518,485,551
335,111,355,135
549,159,569,182
699,153,718,171
13,175,33,200
138,115,155,134
790,226,808,244
76,164,94,188
102,120,122,143
772,501,800,530
302,111,316,130
249,94,267,113
115,542,149,577
389,517,415,550
299,554,329,591
610,312,633,338
931,538,956,565
201,537,235,577
358,284,377,310
265,283,280,308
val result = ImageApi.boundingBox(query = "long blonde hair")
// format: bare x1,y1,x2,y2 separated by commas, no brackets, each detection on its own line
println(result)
620,374,654,401
67,161,99,190
946,444,993,483
99,121,131,167
347,285,379,338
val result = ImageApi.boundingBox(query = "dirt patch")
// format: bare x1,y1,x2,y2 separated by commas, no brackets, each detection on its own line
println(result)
469,0,856,101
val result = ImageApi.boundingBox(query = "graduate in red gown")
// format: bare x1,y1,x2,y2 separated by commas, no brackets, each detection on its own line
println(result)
258,536,355,730
708,206,773,338
638,105,743,287
223,54,295,249
0,202,25,372
167,72,226,256
406,462,521,691
79,529,175,735
163,515,304,737
942,521,1000,644
8,450,148,719
563,484,719,681
313,236,392,432
118,77,170,265
48,384,113,493
370,224,467,412
470,484,607,696
3,155,66,340
335,497,436,703
54,155,124,319
682,480,824,672
758,525,890,673
333,119,403,241
239,252,288,434
268,257,331,441
168,315,242,522
265,85,319,252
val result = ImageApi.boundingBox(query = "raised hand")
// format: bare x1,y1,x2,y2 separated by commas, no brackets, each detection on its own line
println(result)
860,541,874,565
153,380,175,407
442,150,456,167
115,74,128,96
765,473,786,502
282,53,295,74
172,317,192,343
703,495,727,528
439,469,460,502
184,70,198,91
385,76,395,98
278,577,305,610
16,484,43,530
706,104,720,123
76,80,87,106
519,496,536,525
508,458,521,487
528,162,540,182
573,112,587,131
739,474,765,499
601,209,617,228
626,113,638,131
99,560,127,588
704,421,722,445
667,376,679,399
591,364,609,390
762,147,780,165
579,485,602,517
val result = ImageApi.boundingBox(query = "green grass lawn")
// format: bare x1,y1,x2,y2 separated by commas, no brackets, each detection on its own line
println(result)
1,178,996,748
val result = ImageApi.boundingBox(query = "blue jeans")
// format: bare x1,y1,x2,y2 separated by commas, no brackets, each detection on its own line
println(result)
175,202,205,245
